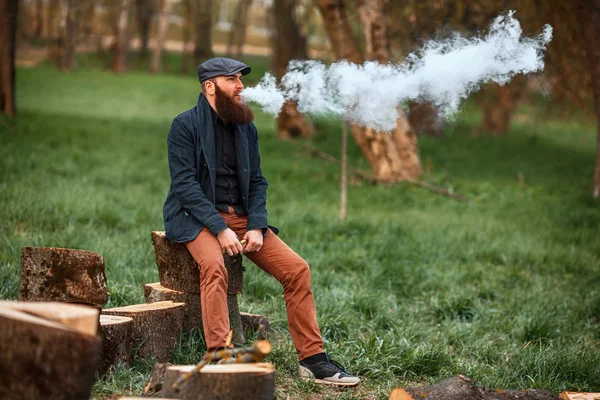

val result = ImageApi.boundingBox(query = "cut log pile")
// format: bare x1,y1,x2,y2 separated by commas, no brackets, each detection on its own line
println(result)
0,301,102,400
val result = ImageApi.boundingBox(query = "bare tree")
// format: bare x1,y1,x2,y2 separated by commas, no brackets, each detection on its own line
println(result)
135,0,154,59
57,0,78,71
316,0,421,182
579,0,600,197
181,0,193,74
112,0,131,73
273,0,314,139
0,0,18,116
193,0,214,65
227,0,253,58
151,0,174,73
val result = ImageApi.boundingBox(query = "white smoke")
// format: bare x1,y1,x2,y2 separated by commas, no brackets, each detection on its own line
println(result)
241,12,553,132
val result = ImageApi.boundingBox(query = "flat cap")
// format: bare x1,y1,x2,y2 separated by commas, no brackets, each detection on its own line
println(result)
197,57,251,82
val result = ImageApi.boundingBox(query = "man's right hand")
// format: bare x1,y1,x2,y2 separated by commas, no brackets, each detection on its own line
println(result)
217,228,243,256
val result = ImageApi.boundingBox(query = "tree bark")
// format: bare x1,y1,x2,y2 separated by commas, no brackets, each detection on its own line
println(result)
151,0,173,74
102,301,185,362
180,0,193,74
98,315,134,374
112,0,131,73
193,0,214,65
316,0,421,182
0,0,18,116
580,0,600,198
227,0,253,58
57,0,77,71
0,301,101,400
474,76,526,136
161,363,276,399
273,0,314,139
135,0,154,59
18,246,109,306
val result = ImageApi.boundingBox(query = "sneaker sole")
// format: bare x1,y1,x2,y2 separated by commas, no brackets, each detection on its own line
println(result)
302,376,361,387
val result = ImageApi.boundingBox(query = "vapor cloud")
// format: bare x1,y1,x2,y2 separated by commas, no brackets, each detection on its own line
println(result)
241,12,553,132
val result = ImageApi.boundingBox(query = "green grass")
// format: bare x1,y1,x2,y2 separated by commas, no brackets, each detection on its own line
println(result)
1,60,599,399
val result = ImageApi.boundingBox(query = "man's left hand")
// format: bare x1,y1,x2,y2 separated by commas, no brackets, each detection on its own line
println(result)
243,229,263,253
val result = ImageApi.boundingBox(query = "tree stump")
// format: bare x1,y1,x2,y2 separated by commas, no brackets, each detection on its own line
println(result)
388,375,559,400
19,246,109,306
160,363,276,400
0,301,101,400
144,282,203,333
98,315,134,375
240,312,270,340
559,393,600,400
102,301,185,362
151,231,243,294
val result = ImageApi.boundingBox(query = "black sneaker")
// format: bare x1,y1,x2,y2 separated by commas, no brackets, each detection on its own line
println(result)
299,353,361,387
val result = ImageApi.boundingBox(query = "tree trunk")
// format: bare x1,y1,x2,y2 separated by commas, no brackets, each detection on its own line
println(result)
580,0,600,198
316,0,421,182
56,0,77,71
47,0,59,40
0,301,101,400
102,301,185,362
181,0,193,74
0,0,18,116
135,0,153,59
19,246,109,306
150,0,173,74
273,0,314,139
227,0,253,58
408,102,445,137
474,76,526,136
33,0,44,38
193,0,213,65
112,0,130,73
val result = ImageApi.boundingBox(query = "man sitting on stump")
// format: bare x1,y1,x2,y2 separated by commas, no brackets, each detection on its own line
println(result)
162,57,360,387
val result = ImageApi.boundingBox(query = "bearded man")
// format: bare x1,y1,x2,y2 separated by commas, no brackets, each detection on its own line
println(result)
162,58,360,387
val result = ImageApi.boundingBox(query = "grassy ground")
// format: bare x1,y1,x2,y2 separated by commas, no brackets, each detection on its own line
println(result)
1,58,599,399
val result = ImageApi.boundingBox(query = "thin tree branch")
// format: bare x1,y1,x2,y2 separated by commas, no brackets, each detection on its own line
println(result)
304,143,471,203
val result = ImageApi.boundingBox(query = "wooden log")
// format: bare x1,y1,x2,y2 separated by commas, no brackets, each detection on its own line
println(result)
240,312,270,340
0,301,101,400
102,301,185,362
19,246,109,306
388,375,559,400
151,231,243,294
98,315,134,375
559,393,600,400
141,362,172,398
228,294,244,345
161,363,276,399
144,282,203,333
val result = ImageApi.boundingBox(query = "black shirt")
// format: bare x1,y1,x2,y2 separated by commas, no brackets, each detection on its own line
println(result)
211,107,246,216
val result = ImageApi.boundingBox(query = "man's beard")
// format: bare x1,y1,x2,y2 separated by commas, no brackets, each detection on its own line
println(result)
214,84,254,125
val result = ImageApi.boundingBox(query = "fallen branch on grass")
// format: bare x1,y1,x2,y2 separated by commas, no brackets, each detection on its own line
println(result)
305,144,471,203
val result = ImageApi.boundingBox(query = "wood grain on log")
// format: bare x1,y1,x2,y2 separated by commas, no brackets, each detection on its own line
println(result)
102,301,185,362
19,246,109,305
559,393,600,400
151,231,243,294
227,294,244,345
161,363,276,400
99,315,134,375
388,375,559,400
0,301,101,400
240,312,270,340
144,282,202,333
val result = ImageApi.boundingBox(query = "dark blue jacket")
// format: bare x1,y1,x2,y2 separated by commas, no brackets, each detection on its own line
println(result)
163,94,276,243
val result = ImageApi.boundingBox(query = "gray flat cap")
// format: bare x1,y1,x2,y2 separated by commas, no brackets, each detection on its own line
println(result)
197,57,251,82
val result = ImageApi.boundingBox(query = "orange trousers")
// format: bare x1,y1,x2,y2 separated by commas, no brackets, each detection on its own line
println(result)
185,206,324,361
